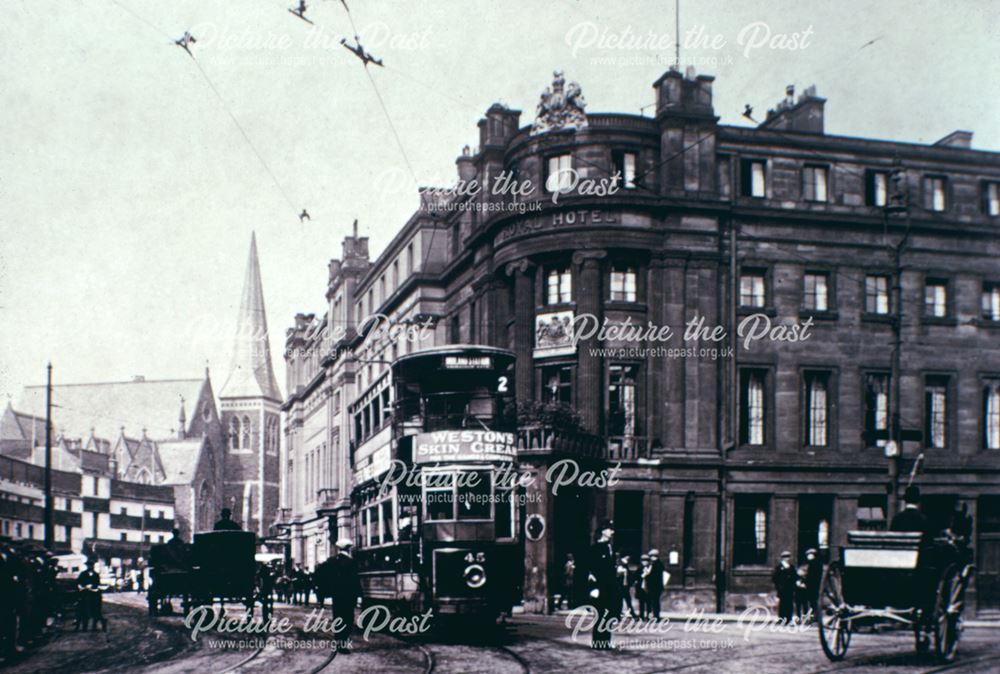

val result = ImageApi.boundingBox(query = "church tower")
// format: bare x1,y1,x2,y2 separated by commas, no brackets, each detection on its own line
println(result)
219,232,283,537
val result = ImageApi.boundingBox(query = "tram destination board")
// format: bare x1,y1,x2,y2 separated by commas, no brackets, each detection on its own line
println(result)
413,430,517,463
442,355,492,369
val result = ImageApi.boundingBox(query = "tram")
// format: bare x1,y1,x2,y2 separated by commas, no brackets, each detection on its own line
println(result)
351,345,521,620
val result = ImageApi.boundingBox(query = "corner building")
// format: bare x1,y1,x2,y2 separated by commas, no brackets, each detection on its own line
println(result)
282,68,1000,614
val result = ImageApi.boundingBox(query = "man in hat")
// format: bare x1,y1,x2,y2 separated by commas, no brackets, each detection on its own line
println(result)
320,538,362,654
75,559,107,632
891,486,929,535
772,551,797,624
213,508,241,531
800,548,822,621
636,554,652,619
587,519,617,649
646,549,666,620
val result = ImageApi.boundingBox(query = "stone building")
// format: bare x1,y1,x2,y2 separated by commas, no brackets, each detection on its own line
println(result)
282,67,1000,614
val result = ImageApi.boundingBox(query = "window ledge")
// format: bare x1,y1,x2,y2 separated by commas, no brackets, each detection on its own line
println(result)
538,302,576,312
923,316,957,327
974,319,1000,329
732,566,771,576
605,301,647,311
800,310,839,321
737,306,776,318
861,312,893,324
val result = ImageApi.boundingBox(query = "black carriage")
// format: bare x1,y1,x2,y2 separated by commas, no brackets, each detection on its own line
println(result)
817,530,975,663
147,531,270,620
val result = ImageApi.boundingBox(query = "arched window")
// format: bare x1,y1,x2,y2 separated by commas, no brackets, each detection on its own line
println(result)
135,467,151,485
229,417,241,450
266,418,279,454
198,480,212,532
241,415,251,449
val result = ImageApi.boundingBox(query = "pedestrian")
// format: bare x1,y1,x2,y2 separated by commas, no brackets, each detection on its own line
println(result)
587,519,617,650
75,560,107,632
636,554,652,619
646,549,665,620
616,554,634,617
323,539,361,654
772,551,797,624
802,548,821,621
213,508,241,531
562,553,575,610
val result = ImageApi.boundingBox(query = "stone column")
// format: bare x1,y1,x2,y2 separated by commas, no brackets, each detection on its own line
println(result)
573,250,607,434
506,259,536,404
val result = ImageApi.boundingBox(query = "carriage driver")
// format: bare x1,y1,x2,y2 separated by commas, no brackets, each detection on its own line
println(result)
213,508,241,531
890,486,930,535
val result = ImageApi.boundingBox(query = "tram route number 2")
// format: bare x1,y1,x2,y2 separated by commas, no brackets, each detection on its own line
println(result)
497,376,509,392
465,552,486,563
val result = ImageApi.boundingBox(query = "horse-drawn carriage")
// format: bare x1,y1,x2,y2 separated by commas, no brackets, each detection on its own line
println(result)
147,531,271,621
817,530,975,663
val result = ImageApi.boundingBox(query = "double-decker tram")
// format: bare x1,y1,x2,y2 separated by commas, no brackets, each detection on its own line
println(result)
351,345,521,620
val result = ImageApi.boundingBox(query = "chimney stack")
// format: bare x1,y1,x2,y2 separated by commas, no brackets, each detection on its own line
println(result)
759,84,825,134
652,67,715,118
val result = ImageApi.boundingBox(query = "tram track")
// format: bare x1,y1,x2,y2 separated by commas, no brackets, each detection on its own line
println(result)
214,645,266,674
799,640,999,674
919,652,1000,673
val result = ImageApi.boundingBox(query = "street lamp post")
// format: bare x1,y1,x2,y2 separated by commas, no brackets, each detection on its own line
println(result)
44,362,54,550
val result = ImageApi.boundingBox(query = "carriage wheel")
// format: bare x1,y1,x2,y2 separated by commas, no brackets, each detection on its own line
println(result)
933,565,968,663
817,561,851,662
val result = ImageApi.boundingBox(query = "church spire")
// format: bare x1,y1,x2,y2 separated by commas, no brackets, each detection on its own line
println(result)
219,232,282,402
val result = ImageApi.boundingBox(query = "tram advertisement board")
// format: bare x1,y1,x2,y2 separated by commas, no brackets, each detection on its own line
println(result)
412,430,517,463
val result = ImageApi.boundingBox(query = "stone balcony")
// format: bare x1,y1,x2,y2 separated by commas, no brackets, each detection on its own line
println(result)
516,424,605,460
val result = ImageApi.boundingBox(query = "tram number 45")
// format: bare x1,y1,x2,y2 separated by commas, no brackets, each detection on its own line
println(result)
497,376,509,393
464,552,486,563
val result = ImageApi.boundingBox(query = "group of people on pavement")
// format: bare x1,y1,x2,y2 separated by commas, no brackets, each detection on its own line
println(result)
615,548,668,620
559,521,668,623
771,548,822,624
582,519,671,649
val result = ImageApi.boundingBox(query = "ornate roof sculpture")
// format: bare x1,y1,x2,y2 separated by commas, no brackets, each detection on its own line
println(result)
530,70,587,136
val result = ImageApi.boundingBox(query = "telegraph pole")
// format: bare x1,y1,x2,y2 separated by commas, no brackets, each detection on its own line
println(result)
44,362,54,549
886,160,909,519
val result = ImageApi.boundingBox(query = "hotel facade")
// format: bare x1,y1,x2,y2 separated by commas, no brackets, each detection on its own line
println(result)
281,68,1000,614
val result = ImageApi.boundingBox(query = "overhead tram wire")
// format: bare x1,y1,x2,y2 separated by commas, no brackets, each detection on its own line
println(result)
331,0,450,277
107,0,301,216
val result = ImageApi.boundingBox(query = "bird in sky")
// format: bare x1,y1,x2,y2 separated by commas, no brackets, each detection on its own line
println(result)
742,104,757,123
859,36,883,50
174,32,196,57
340,36,384,68
288,1,314,25
299,209,311,222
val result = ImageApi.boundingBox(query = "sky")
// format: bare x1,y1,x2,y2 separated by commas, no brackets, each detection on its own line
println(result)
1,0,998,407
